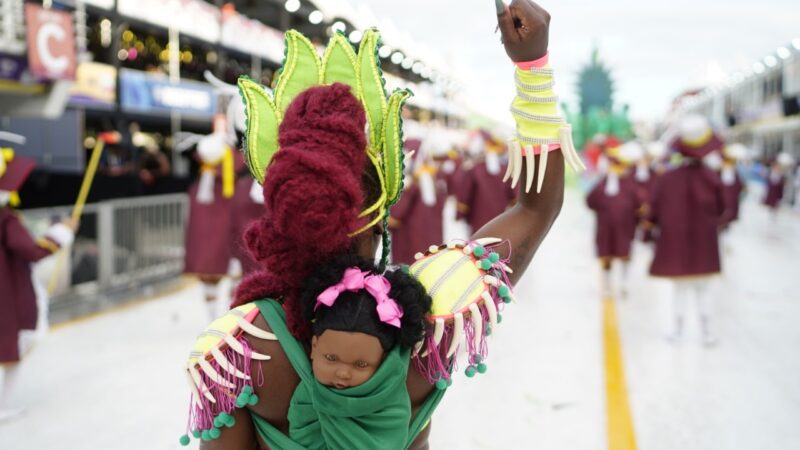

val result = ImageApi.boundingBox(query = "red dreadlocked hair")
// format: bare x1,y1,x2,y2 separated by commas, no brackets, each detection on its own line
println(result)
232,83,369,340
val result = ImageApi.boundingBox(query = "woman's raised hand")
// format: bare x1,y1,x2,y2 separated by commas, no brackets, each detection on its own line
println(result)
496,0,550,62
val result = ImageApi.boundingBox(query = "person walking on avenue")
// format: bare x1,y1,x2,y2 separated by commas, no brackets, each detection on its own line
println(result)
647,115,732,346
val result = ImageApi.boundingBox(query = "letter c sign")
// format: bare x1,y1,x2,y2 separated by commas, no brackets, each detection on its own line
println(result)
25,4,76,80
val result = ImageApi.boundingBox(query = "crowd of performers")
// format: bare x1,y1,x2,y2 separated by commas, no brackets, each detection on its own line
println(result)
584,114,797,346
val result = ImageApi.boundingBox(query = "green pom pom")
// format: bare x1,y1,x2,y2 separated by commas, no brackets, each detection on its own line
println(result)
209,427,221,439
503,297,512,304
179,434,191,446
242,385,253,395
477,363,488,374
247,394,259,406
213,416,223,428
498,314,503,324
465,366,476,378
498,285,510,297
201,430,211,441
192,429,201,438
480,259,493,270
400,264,410,274
235,392,249,408
435,378,447,390
488,252,500,263
225,415,236,427
472,246,485,258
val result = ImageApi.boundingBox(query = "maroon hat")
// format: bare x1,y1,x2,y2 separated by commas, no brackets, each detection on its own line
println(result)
0,153,36,192
670,133,724,159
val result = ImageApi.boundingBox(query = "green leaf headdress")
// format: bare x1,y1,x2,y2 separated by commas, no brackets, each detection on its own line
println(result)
238,29,410,265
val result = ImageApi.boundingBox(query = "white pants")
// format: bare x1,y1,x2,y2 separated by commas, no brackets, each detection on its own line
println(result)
670,277,717,336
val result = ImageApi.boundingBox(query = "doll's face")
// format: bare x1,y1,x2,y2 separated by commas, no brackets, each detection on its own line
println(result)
310,330,384,389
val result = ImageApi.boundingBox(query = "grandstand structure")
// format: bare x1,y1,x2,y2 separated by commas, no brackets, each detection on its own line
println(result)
676,39,800,161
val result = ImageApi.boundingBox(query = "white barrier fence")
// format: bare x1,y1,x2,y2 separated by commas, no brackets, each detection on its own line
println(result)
23,194,189,316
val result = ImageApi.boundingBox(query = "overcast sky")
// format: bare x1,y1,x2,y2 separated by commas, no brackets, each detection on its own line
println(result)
347,0,799,124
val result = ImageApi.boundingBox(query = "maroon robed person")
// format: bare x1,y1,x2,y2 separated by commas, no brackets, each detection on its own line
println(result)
587,174,643,261
184,170,234,276
456,159,516,233
230,176,263,276
649,124,731,278
389,174,447,265
1,155,74,363
763,171,784,209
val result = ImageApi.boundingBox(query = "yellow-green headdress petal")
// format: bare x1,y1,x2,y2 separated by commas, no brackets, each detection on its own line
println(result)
322,32,358,92
383,89,411,206
356,29,387,153
238,77,279,184
274,30,322,114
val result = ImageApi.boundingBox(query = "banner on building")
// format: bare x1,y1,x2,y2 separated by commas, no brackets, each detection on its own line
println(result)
120,68,215,117
24,4,77,81
69,62,116,108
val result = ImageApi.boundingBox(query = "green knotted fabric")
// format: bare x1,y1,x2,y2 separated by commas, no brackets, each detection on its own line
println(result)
251,299,445,450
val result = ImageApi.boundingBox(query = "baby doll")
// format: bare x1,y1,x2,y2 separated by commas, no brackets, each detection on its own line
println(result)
301,255,431,389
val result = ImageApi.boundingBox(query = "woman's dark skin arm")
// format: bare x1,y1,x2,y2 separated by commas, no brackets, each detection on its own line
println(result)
407,2,558,447
405,155,563,449
473,152,564,285
474,0,560,286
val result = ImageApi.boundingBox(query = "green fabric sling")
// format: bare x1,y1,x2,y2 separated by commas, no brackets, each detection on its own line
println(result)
251,299,446,450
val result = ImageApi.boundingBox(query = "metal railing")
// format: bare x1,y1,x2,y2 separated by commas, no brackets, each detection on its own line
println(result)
22,194,189,315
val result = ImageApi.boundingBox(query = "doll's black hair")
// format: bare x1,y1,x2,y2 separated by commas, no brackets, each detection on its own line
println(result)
300,254,431,351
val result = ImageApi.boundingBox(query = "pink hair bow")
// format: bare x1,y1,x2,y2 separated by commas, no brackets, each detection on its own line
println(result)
364,274,404,328
315,267,404,328
315,268,366,309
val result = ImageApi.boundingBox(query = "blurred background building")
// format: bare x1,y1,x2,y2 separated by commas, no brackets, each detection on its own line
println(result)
675,38,800,163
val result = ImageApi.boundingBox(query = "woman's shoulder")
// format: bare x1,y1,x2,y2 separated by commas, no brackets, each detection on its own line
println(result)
183,301,301,441
244,308,301,427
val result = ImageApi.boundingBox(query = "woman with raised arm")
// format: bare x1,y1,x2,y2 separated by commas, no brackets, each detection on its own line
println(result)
178,1,583,448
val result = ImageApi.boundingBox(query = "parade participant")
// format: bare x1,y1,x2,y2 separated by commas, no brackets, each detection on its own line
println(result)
203,71,266,279
183,121,236,320
389,140,447,265
763,152,794,218
0,145,75,421
648,114,730,346
716,143,747,253
179,1,584,447
456,130,516,234
230,155,264,277
586,141,645,298
436,147,464,196
637,141,668,243
720,144,747,227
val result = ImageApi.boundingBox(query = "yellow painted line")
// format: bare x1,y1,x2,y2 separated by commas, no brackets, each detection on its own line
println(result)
603,297,637,450
49,277,198,332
